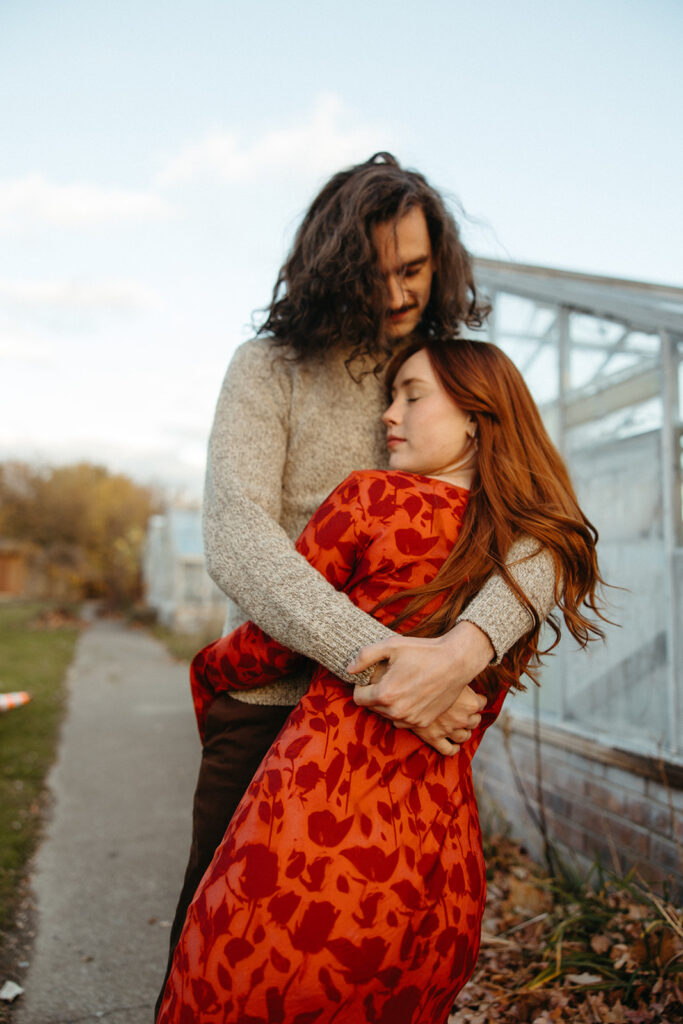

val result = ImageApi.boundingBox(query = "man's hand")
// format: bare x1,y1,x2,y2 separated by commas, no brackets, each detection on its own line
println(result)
349,620,494,730
411,687,487,755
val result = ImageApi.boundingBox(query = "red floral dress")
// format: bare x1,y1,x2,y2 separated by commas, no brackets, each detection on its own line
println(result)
158,470,508,1024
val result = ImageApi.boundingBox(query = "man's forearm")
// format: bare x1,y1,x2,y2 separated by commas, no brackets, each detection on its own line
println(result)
456,537,556,662
204,476,392,684
204,342,393,684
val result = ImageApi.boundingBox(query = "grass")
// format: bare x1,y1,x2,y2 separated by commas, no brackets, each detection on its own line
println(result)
146,620,222,664
0,601,80,934
5,601,676,1019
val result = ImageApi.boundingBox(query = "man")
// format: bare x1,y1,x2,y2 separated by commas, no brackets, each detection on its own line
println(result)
156,153,554,1015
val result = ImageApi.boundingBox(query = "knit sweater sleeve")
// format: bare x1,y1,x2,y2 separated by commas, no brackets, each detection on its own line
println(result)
457,538,557,665
202,342,393,685
192,473,373,739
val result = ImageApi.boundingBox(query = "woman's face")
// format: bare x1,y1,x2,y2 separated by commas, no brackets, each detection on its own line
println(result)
382,349,477,489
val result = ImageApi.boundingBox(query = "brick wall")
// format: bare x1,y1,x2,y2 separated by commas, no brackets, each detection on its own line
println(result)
473,712,682,892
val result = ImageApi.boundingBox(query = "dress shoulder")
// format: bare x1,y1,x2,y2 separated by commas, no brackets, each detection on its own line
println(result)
335,468,458,495
327,469,399,503
336,468,392,487
328,469,434,516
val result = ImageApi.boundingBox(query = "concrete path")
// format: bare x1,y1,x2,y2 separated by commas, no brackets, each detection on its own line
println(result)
15,619,199,1024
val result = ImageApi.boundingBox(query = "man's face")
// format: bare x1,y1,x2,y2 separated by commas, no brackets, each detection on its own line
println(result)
371,206,435,340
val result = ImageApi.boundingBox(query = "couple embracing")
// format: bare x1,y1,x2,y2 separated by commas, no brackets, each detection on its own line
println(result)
156,153,605,1023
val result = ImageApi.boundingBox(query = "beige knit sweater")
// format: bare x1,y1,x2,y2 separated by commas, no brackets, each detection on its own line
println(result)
203,339,556,706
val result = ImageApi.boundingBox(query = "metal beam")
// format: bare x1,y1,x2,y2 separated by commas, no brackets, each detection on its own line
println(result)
591,327,631,378
660,331,682,754
475,259,683,335
497,327,656,358
541,365,661,428
556,308,570,722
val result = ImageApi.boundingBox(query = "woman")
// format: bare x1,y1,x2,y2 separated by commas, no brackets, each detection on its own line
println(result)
158,340,605,1024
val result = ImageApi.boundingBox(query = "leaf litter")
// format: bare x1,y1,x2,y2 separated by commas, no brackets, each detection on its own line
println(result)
449,836,682,1024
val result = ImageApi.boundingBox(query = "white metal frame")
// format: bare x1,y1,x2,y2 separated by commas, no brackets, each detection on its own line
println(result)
474,258,683,755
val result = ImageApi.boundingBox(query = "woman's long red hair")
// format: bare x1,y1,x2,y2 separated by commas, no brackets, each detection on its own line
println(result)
383,338,608,694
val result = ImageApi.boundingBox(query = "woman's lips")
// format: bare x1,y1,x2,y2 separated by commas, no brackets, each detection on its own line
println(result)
386,436,404,449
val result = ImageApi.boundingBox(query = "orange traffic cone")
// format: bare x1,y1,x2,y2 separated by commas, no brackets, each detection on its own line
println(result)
0,692,31,712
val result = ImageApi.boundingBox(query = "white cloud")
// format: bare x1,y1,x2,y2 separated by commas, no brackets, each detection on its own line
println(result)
0,332,53,366
0,277,161,315
0,174,173,232
157,93,395,187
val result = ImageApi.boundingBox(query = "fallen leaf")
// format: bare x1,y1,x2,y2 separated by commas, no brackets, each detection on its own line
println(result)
0,981,24,1003
504,876,552,916
590,933,612,955
566,972,603,985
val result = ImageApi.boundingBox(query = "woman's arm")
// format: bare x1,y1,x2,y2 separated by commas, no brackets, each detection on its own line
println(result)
190,622,309,742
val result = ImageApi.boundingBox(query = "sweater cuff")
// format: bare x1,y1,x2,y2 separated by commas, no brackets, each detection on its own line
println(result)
456,538,557,664
319,615,394,686
456,577,534,664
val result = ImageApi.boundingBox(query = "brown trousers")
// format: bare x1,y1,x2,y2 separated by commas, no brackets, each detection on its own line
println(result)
154,694,292,1020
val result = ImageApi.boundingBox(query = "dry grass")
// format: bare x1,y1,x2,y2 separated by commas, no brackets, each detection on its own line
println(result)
451,836,683,1023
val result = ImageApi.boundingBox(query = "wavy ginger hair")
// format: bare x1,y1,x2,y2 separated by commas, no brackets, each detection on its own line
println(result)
383,339,608,694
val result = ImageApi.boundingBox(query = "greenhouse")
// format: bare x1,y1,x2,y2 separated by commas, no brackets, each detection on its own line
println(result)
472,258,683,883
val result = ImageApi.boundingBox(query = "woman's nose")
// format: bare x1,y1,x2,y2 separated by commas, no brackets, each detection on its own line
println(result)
382,401,399,426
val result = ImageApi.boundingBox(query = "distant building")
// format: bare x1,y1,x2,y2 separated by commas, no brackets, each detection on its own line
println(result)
143,506,225,634
0,539,51,600
0,539,30,598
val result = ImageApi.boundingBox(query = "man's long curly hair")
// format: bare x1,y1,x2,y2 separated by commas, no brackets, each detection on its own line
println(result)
258,153,489,366
379,338,610,698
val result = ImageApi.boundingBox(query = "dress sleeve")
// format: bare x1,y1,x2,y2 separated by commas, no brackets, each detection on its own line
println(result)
192,474,372,740
202,342,394,684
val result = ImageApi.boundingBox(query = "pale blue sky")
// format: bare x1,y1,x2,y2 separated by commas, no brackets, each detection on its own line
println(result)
1,0,681,493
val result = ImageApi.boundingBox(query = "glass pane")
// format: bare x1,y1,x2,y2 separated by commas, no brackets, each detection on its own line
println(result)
516,429,671,752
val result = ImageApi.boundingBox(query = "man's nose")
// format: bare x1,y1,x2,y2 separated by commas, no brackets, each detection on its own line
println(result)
386,274,405,310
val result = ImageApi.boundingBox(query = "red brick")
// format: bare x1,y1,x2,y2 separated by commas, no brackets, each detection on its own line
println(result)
583,778,672,835
649,835,683,877
544,812,586,854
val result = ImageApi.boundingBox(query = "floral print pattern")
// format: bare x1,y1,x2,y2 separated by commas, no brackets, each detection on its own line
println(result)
158,471,508,1024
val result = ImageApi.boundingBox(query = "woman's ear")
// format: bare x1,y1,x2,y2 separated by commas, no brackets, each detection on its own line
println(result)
465,417,478,440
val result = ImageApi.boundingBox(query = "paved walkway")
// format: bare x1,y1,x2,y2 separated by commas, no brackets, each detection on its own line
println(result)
15,619,199,1024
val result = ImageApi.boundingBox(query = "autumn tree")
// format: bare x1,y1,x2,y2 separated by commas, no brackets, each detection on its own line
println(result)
0,461,162,607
